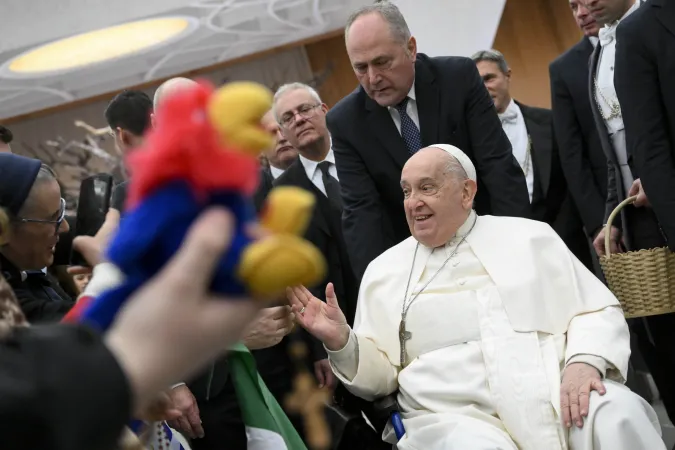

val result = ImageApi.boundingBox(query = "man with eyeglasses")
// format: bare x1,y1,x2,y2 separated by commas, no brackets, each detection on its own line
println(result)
0,153,74,323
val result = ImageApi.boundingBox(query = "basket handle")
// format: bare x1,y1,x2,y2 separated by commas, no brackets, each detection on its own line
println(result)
604,195,637,257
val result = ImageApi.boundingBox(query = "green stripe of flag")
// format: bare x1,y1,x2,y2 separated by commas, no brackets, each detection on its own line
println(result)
229,343,308,450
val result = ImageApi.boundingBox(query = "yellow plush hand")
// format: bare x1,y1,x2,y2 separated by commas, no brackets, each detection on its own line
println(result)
260,186,315,235
207,82,274,155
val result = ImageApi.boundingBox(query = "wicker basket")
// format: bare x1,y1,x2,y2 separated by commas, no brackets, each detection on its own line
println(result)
599,196,675,318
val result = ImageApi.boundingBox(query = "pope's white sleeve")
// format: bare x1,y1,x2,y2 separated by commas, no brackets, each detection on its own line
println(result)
565,305,630,382
325,330,359,380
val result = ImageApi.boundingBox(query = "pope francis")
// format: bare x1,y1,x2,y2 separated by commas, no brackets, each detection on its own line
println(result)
288,144,665,450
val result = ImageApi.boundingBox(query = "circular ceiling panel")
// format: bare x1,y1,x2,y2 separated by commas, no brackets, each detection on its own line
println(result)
1,16,199,78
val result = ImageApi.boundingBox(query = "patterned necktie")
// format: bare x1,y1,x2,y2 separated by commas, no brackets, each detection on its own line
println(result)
395,97,422,154
318,161,342,210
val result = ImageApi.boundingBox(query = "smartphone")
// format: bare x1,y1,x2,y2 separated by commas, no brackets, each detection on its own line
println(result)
70,174,114,266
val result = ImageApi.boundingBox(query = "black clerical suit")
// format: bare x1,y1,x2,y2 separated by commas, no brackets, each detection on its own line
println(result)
327,53,530,280
615,0,675,252
590,21,675,423
0,253,73,323
549,37,608,239
0,324,131,450
516,102,593,268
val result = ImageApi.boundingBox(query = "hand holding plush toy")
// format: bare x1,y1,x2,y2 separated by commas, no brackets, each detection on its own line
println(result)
65,80,326,329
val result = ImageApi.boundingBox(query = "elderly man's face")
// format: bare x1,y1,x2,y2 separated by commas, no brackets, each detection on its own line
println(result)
2,179,69,270
401,148,476,248
570,0,600,36
346,12,417,108
582,0,632,25
275,88,329,153
476,60,511,114
261,111,297,170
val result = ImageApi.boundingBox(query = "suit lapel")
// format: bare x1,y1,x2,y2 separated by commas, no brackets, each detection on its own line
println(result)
365,96,409,169
281,160,332,237
518,102,551,196
654,0,675,38
414,60,440,146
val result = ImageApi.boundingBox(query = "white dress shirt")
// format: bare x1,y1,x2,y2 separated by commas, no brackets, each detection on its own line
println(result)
594,1,639,135
270,165,284,180
388,84,420,134
299,148,339,197
498,100,534,202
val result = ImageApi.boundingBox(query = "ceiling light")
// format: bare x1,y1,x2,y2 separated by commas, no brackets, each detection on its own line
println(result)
1,16,198,78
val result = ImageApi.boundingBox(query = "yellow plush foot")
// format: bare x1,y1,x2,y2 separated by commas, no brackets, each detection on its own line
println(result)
261,186,315,236
237,235,326,298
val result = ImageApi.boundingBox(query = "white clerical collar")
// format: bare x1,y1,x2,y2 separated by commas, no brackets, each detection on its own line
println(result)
269,165,284,180
450,210,477,242
299,147,335,181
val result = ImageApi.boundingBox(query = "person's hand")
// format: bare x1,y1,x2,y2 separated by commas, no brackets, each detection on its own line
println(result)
67,209,120,275
560,362,606,429
242,306,294,350
136,391,181,422
593,226,623,257
167,385,205,439
287,283,350,351
314,358,336,389
105,208,260,412
628,179,651,208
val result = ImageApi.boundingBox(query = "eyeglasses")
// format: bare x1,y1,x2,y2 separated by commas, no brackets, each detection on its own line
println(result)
16,197,66,234
278,103,321,128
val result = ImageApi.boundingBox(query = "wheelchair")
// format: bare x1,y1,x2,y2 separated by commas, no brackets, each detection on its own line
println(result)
326,386,404,450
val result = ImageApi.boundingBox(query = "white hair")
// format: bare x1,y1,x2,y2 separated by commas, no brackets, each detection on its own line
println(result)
153,77,198,110
272,83,322,122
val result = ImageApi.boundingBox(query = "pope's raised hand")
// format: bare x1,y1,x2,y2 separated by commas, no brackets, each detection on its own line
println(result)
286,283,350,350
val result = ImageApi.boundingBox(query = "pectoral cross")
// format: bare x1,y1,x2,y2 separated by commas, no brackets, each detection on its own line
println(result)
399,319,412,367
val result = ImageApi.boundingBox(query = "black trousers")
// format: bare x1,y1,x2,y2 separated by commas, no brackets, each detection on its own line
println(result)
622,205,675,423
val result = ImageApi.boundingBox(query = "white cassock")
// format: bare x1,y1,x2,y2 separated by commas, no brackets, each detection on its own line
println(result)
327,212,664,450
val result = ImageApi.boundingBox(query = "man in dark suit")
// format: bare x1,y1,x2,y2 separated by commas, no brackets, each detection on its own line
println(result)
253,110,298,211
615,0,675,251
326,2,530,280
586,0,675,425
549,0,607,243
473,50,593,268
273,81,386,450
613,0,675,425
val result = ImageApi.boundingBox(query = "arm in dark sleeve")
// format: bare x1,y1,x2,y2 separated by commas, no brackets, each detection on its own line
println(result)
549,63,606,237
615,24,675,248
328,117,394,280
0,324,131,450
14,287,73,324
461,59,530,218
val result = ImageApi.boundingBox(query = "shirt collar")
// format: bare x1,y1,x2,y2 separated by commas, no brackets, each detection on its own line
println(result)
387,82,416,111
269,165,284,180
589,36,599,48
299,147,336,180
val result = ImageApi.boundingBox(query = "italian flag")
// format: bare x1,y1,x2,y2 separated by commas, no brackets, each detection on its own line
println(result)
229,343,308,450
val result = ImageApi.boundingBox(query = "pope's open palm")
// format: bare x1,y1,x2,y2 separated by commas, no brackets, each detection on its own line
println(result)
286,283,350,350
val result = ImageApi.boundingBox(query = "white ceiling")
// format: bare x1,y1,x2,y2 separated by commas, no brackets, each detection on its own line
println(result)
0,0,372,120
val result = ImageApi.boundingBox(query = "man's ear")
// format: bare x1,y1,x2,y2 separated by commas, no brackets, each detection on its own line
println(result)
462,179,478,209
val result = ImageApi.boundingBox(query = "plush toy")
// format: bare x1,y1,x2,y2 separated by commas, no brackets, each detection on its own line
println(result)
64,80,325,330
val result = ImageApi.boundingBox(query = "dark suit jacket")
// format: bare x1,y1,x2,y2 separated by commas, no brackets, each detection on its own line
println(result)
253,166,275,212
327,53,530,279
615,0,675,251
518,102,591,267
589,30,665,251
549,37,608,237
274,158,359,327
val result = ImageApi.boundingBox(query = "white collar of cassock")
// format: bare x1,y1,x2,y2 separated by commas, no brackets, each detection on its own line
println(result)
422,210,476,256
